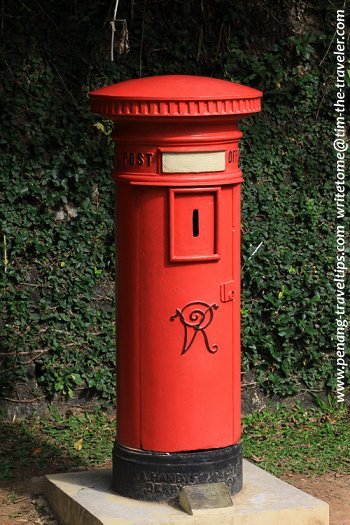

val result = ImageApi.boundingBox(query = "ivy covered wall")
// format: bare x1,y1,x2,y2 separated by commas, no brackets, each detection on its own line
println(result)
0,0,348,404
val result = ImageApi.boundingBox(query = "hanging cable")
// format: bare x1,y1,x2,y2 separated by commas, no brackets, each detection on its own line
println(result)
110,0,120,62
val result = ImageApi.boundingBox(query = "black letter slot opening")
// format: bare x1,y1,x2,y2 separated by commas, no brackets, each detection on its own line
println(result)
192,209,199,237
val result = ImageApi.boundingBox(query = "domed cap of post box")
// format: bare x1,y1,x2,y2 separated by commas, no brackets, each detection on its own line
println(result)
89,75,262,119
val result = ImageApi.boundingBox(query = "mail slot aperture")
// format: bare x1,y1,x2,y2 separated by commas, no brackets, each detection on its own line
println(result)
169,187,220,262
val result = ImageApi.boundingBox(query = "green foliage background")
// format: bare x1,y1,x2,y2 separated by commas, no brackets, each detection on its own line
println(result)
0,0,348,403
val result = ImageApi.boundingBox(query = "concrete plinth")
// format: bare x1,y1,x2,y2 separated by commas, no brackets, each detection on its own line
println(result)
45,460,329,525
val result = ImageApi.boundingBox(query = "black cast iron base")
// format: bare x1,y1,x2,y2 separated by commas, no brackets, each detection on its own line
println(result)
112,442,243,502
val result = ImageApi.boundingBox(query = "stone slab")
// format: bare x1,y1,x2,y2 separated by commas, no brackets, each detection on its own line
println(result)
45,460,329,525
179,482,233,514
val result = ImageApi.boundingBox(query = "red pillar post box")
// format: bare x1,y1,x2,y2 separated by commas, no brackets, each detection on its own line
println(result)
89,75,262,502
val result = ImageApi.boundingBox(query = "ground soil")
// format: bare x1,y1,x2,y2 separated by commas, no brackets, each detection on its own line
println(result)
282,472,350,525
0,464,349,524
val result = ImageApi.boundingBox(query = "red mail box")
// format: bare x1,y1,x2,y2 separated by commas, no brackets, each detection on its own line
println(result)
90,75,262,501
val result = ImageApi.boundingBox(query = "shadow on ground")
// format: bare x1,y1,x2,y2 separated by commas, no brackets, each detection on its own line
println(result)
0,419,90,484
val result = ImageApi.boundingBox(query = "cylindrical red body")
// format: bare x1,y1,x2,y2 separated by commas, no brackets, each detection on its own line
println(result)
90,75,262,501
115,120,243,453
